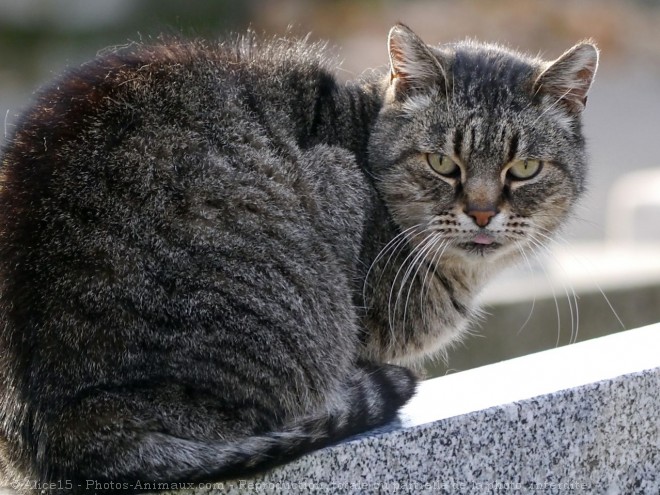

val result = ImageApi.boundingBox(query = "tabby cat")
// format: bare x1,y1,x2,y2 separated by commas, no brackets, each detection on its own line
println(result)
0,24,597,492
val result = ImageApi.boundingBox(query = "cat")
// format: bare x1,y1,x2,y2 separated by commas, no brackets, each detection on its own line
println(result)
0,23,597,493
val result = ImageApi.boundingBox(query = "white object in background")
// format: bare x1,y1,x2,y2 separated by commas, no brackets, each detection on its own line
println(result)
606,167,660,242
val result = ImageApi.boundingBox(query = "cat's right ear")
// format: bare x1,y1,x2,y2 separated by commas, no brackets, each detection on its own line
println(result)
533,42,599,114
387,23,448,101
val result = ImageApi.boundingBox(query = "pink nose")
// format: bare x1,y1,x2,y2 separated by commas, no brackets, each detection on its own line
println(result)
467,209,497,227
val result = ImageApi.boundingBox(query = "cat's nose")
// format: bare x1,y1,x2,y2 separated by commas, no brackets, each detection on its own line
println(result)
466,208,498,227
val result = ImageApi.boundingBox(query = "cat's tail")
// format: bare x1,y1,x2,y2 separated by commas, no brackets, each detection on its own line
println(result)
33,362,416,494
186,362,417,485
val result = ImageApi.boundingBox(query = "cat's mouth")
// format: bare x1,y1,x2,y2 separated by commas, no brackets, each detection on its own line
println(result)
458,233,502,255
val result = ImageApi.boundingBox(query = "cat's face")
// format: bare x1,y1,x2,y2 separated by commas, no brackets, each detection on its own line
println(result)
369,25,598,264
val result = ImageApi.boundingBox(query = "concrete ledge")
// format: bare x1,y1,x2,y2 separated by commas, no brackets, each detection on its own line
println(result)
214,323,660,494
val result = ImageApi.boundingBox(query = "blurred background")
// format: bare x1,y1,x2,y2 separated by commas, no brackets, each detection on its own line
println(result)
1,0,659,375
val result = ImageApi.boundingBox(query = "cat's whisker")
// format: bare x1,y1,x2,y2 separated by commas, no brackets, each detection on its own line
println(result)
376,228,429,306
420,237,449,304
527,233,580,346
401,233,443,330
363,223,423,307
513,241,538,336
382,238,416,335
381,237,419,345
419,237,449,311
534,228,626,332
390,230,436,331
521,234,565,347
364,225,418,288
537,229,592,343
444,74,451,115
395,234,433,320
420,238,451,331
4,109,12,140
568,215,606,232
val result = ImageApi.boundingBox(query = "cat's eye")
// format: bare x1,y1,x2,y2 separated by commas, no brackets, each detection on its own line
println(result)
426,153,459,177
507,159,543,180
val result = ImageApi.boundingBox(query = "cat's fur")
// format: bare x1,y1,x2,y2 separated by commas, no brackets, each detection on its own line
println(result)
0,24,597,492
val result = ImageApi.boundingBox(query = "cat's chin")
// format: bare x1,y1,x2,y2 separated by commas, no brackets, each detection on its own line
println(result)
450,239,523,263
457,241,503,257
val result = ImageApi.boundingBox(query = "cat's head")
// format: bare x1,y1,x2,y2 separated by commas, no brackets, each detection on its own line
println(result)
369,24,598,265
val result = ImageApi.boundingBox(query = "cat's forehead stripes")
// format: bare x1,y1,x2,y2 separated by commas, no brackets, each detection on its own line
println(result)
506,132,520,163
447,43,537,110
451,119,514,169
451,127,463,158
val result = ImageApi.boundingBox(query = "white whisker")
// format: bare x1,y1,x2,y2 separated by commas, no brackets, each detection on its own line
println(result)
527,232,579,346
530,231,581,344
514,241,537,336
524,234,564,347
4,109,10,139
421,238,450,306
401,233,442,328
362,223,422,307
387,229,435,341
536,228,625,332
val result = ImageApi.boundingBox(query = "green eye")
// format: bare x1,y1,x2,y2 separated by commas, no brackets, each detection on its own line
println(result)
426,153,459,177
508,159,543,180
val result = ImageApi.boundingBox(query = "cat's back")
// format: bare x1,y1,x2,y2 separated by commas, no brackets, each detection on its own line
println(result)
0,36,366,404
0,36,322,295
0,34,343,280
2,36,328,168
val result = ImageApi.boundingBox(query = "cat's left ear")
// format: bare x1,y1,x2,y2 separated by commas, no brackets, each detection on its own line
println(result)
388,23,448,100
534,42,599,114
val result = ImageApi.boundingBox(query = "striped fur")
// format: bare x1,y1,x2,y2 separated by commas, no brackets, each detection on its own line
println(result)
0,26,596,493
